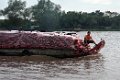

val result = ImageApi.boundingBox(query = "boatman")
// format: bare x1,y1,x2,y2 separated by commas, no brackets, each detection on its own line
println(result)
84,31,97,46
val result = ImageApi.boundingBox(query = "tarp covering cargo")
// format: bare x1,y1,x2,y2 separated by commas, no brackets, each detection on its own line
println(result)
0,31,78,49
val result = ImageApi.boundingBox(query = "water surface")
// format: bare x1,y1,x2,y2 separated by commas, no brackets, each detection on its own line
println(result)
0,31,120,80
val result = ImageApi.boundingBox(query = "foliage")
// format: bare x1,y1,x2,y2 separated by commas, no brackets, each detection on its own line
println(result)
32,0,61,31
1,0,26,29
0,0,120,31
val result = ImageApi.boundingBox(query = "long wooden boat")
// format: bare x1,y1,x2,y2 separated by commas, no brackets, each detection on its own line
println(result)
0,40,105,58
0,31,105,58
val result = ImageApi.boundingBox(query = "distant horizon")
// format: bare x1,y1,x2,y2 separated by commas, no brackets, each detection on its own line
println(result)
0,0,120,19
1,0,120,20
0,0,120,13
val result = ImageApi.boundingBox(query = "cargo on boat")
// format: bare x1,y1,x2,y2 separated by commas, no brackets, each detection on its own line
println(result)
0,31,105,58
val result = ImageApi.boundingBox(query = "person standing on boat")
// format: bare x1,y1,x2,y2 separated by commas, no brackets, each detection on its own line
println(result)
84,31,97,46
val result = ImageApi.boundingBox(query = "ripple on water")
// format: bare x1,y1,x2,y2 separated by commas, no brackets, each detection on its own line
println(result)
0,31,120,80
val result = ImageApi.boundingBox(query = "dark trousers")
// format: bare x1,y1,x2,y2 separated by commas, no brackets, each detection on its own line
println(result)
84,40,94,44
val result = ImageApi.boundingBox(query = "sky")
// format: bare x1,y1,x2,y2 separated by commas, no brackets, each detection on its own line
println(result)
0,0,120,13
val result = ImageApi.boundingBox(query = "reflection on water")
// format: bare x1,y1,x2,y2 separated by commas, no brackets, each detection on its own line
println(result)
0,54,104,80
0,31,120,80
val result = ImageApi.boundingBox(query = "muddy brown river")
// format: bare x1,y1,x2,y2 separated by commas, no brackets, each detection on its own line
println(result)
0,31,119,80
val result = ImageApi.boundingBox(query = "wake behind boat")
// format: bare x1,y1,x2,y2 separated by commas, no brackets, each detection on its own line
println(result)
0,31,105,58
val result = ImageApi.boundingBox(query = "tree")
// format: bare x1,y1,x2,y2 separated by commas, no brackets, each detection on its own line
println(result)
60,11,81,30
0,10,2,16
1,0,26,30
32,0,61,31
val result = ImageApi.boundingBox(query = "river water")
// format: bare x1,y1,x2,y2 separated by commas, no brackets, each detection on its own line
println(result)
0,31,120,80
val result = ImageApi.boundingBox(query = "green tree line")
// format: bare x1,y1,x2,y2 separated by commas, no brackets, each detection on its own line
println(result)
0,0,120,31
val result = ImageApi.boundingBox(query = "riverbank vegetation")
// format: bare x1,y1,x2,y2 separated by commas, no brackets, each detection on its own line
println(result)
0,0,120,31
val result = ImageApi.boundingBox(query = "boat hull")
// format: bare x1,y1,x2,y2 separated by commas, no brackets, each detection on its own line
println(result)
0,40,105,58
0,49,75,58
